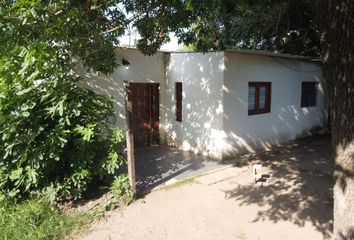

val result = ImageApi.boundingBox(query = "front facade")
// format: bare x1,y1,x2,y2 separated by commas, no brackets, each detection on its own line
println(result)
81,48,327,160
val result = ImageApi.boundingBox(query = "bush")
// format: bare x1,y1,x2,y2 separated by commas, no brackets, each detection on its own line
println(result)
0,45,126,202
0,199,90,240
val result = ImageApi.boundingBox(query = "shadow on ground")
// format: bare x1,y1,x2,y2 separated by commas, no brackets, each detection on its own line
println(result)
135,146,229,194
224,134,333,239
70,145,228,210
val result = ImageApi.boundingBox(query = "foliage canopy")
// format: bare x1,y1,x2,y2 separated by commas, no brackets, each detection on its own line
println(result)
0,0,129,202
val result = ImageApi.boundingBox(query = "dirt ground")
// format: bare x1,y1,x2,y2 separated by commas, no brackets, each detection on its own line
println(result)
79,134,333,240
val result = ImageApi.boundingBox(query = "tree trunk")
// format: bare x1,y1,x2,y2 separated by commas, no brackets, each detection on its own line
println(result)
318,0,354,238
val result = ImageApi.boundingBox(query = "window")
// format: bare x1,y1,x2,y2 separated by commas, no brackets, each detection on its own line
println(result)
248,82,271,115
301,82,318,107
175,82,182,122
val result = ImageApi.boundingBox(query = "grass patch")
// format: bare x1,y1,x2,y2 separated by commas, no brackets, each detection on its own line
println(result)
0,199,92,240
0,176,137,240
162,177,198,191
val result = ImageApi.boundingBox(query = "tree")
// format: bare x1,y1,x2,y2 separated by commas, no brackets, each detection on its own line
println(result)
317,1,354,238
136,0,320,56
0,0,129,201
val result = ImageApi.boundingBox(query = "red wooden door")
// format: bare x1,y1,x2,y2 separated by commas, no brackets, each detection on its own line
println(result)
128,83,159,147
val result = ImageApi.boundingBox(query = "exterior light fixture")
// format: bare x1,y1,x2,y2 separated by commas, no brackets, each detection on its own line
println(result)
122,58,130,66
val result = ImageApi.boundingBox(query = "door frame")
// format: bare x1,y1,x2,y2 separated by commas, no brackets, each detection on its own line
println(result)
125,82,160,147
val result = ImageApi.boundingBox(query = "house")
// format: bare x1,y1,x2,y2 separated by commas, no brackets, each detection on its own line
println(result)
81,47,327,160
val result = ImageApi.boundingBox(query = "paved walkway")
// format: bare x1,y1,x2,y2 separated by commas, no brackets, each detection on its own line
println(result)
135,146,230,193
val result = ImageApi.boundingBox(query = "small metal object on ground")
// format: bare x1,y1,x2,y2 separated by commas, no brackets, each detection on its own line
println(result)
253,164,263,184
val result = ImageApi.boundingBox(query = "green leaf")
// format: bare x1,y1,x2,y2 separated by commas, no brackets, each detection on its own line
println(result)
16,88,32,96
58,100,64,116
42,185,58,203
22,111,30,117
26,167,38,185
26,70,40,82
185,0,193,11
74,124,96,142
9,168,23,181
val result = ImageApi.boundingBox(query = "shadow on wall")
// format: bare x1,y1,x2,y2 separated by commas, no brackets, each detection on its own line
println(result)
163,53,226,159
338,227,354,240
77,49,327,162
79,70,126,127
77,49,167,128
225,134,333,239
223,84,327,159
223,124,327,160
164,52,326,160
221,54,326,159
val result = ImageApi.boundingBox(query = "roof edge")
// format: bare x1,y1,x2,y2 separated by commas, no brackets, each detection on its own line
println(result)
117,46,322,62
225,49,321,62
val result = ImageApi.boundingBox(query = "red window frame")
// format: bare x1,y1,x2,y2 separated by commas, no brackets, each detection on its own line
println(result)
175,82,182,122
248,82,271,115
301,82,318,108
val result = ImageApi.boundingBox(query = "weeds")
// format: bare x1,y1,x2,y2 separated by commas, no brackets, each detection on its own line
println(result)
110,174,134,206
0,199,91,240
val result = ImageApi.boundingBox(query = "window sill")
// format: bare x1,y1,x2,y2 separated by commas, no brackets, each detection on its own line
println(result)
248,110,271,116
301,105,316,108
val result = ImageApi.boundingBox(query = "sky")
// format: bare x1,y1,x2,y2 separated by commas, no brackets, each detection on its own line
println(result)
115,3,183,51
119,33,183,51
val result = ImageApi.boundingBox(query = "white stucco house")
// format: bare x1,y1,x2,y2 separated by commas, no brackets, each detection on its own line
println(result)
81,47,327,160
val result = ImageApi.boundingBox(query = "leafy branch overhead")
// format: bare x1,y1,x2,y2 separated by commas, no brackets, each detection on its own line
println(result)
119,0,321,56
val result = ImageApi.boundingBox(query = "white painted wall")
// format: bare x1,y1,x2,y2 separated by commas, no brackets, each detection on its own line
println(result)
223,52,326,158
81,48,326,160
80,48,167,137
164,52,225,159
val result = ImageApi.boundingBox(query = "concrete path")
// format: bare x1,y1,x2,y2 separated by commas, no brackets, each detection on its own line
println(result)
135,146,230,193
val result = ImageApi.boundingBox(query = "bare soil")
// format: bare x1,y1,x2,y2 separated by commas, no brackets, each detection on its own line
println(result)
79,134,333,240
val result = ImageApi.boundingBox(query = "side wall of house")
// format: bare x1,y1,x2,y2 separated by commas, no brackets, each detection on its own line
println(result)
79,48,167,137
223,52,327,158
164,52,225,159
